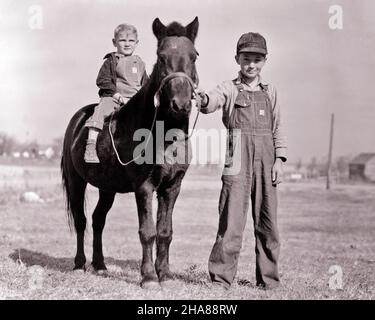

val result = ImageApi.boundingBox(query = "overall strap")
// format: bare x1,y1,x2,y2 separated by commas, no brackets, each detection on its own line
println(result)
260,83,275,106
233,79,270,97
259,82,270,95
232,79,245,92
259,82,274,129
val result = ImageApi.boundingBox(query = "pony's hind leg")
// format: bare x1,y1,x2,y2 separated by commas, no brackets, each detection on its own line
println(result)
92,190,116,271
70,177,88,270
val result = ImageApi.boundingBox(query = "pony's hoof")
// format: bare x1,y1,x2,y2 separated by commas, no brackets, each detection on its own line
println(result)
141,276,160,290
158,272,176,289
73,270,85,276
141,281,160,290
96,269,109,277
73,264,86,272
92,262,107,272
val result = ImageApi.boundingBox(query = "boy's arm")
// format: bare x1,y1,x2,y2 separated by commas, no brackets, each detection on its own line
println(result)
96,58,116,97
269,85,287,162
199,81,233,114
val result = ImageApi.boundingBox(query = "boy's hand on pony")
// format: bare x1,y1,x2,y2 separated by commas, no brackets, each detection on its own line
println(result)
196,89,208,107
113,93,126,107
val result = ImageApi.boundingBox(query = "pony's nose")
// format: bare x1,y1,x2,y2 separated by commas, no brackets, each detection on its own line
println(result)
170,98,189,113
170,99,180,112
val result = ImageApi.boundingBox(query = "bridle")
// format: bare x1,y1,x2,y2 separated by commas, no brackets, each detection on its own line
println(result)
109,72,201,166
153,72,198,107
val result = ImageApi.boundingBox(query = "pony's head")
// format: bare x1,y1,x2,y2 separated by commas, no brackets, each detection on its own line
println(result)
152,17,199,120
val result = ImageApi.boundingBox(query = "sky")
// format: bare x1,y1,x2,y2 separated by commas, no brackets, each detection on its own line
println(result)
1,0,375,163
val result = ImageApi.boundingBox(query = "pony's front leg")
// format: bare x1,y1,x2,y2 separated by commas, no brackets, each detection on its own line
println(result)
92,190,116,271
155,182,182,284
135,183,159,288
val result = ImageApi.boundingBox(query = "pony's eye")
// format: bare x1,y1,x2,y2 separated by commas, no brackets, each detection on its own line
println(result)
190,54,198,63
159,56,167,64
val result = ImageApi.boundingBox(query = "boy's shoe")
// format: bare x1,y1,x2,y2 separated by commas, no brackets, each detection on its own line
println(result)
84,139,100,163
237,279,254,287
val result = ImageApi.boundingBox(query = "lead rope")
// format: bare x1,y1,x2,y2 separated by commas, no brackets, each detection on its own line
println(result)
108,103,159,166
180,89,201,141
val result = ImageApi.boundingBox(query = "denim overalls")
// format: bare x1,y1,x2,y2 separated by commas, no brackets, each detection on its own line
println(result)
208,81,280,289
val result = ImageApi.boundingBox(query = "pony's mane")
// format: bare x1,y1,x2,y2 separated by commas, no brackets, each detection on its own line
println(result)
165,22,188,37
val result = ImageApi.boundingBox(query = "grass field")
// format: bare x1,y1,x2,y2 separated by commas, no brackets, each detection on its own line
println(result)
0,164,374,300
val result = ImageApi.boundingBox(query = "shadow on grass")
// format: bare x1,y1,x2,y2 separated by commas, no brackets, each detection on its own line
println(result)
9,248,73,272
8,249,210,287
9,248,140,274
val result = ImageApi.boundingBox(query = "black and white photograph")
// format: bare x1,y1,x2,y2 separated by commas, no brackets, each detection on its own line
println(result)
0,0,374,304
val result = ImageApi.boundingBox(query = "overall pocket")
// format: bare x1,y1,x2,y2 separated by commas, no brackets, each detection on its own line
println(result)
254,101,270,126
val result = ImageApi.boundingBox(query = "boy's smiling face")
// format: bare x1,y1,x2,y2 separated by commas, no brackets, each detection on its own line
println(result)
235,52,266,82
112,31,138,56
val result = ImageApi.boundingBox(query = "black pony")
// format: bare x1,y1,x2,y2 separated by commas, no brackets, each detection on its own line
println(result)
61,17,199,288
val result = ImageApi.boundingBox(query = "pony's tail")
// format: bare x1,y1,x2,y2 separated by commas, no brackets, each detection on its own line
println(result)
60,135,86,233
61,143,74,232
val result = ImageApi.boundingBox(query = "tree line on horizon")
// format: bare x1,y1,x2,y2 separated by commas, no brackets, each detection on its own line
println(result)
0,130,353,180
0,131,63,159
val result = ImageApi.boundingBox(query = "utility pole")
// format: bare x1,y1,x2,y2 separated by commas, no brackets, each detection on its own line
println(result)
326,113,334,190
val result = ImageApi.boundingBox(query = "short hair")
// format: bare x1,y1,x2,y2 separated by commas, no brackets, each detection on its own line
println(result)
113,23,138,39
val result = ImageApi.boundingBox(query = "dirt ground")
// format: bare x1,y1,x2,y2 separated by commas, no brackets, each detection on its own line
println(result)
0,166,374,300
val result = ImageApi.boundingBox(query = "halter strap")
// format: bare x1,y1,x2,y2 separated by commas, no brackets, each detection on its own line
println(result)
154,72,198,107
109,71,201,166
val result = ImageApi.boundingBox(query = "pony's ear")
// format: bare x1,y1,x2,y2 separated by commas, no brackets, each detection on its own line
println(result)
186,17,199,43
152,18,167,41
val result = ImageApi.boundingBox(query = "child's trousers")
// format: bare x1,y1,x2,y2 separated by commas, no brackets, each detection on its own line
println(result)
208,88,280,289
85,97,120,130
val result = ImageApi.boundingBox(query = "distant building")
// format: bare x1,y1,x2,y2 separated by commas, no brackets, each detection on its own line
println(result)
22,151,30,158
349,153,375,182
283,163,308,181
38,147,55,159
